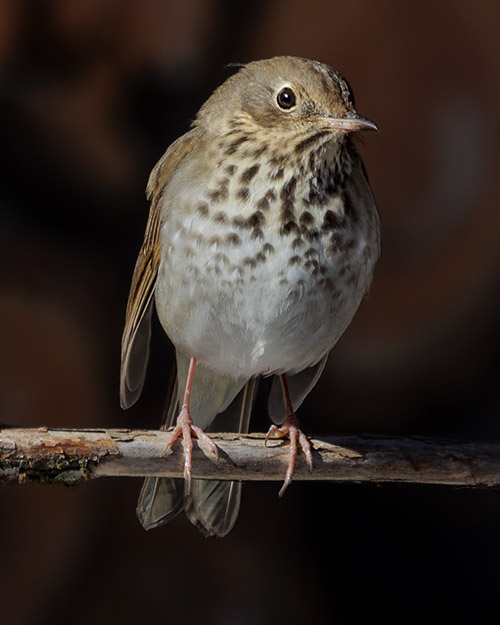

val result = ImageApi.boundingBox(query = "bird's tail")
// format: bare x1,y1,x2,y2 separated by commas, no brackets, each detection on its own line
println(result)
136,350,254,537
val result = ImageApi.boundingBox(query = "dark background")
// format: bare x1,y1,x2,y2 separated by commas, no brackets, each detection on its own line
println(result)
2,1,500,623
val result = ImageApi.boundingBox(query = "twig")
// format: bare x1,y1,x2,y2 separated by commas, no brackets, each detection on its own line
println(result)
1,427,499,487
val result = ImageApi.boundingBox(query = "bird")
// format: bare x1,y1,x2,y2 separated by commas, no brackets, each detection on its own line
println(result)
120,55,380,537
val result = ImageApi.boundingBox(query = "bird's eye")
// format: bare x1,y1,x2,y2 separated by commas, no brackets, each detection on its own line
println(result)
276,87,297,110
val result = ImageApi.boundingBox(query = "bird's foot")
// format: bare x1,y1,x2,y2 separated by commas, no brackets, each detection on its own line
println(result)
162,407,218,493
265,414,313,497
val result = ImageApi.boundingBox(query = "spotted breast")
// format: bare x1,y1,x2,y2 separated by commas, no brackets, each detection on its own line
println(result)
155,118,379,379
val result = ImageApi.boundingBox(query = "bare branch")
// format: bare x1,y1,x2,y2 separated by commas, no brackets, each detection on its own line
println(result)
1,427,499,488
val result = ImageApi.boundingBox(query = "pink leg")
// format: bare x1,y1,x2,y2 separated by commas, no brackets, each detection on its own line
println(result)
265,374,313,496
163,357,218,493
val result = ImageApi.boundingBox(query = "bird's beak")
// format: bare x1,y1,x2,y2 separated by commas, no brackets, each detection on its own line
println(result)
326,113,378,132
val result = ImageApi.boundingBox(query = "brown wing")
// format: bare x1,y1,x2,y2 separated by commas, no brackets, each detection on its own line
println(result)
120,128,200,408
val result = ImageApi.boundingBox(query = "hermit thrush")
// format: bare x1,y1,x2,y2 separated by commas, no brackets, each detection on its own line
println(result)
121,56,380,537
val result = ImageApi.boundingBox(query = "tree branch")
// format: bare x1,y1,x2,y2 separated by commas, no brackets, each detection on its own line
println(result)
1,427,499,487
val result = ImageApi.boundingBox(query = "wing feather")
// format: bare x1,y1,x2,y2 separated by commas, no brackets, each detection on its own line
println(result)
120,128,200,408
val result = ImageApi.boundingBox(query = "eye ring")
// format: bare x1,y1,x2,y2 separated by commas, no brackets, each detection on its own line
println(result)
276,86,297,110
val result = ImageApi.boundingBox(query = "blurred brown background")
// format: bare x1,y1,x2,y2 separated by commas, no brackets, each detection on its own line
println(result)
1,1,500,623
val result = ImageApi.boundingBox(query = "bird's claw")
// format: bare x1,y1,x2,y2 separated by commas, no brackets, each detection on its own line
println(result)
162,407,218,493
265,415,313,497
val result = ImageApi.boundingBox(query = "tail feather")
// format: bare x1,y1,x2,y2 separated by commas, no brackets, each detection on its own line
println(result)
136,473,184,530
185,378,257,536
136,362,182,530
136,350,254,536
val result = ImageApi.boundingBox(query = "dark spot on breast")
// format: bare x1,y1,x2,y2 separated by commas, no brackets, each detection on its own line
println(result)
213,211,228,224
240,164,260,183
288,255,301,266
295,130,331,154
304,259,320,275
225,164,237,176
247,211,265,228
208,178,230,203
243,256,257,269
225,135,250,155
269,153,286,167
209,188,228,203
226,232,242,246
280,176,297,220
237,187,250,201
322,209,344,230
232,216,245,228
304,259,320,270
232,211,265,231
303,227,320,240
308,151,317,171
304,247,317,258
196,202,209,216
272,167,284,180
255,252,266,263
307,188,327,206
229,118,245,129
281,221,300,235
299,211,314,226
292,237,304,250
251,228,264,240
263,243,275,255
208,235,220,246
282,177,297,197
265,188,276,201
257,196,270,211
251,144,268,158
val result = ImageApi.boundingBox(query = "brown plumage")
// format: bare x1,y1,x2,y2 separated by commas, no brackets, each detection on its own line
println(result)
121,56,380,536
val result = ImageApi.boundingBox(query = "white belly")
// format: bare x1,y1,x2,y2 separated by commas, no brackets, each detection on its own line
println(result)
155,214,376,378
